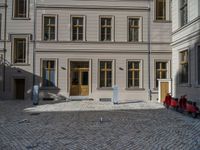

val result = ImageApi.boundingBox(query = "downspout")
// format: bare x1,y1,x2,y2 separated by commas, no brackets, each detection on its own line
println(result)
3,0,7,92
32,0,37,99
148,1,152,101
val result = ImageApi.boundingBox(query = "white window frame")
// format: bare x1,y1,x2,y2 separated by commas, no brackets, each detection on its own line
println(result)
126,59,143,89
98,59,115,89
40,58,58,88
178,49,189,85
42,14,58,41
196,44,200,86
127,17,142,42
0,54,3,64
154,60,171,89
179,0,188,27
99,16,115,42
154,0,171,21
70,15,86,41
11,35,29,65
0,14,1,40
12,0,29,19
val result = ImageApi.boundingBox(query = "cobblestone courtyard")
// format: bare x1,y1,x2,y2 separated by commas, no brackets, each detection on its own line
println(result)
0,100,200,150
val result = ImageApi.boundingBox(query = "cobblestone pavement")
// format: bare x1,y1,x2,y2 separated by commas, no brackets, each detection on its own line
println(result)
0,100,200,150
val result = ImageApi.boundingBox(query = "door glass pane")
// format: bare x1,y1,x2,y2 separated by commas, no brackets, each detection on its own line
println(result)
72,71,79,85
82,72,88,85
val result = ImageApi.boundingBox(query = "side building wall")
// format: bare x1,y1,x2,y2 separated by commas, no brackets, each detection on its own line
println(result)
172,0,200,105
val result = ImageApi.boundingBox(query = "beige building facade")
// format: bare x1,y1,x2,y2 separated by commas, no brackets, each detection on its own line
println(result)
0,0,172,102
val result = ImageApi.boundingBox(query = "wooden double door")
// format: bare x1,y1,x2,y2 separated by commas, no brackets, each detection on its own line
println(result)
70,62,89,96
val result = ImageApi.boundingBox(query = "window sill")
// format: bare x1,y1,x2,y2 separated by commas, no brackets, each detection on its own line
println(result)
42,40,57,42
194,84,200,88
97,87,113,90
178,83,192,87
12,63,31,66
127,41,143,43
125,88,145,91
153,20,171,23
99,41,114,43
153,88,158,91
12,17,31,20
71,40,86,42
40,87,59,90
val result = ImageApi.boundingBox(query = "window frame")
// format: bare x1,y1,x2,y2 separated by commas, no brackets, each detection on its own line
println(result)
70,15,86,41
12,0,30,19
11,35,29,65
0,54,3,64
0,14,1,40
98,59,115,89
154,60,170,89
154,0,171,22
40,58,58,88
99,16,115,42
179,0,188,27
126,59,143,90
155,0,166,21
127,17,142,42
179,49,189,85
196,45,200,86
42,14,58,41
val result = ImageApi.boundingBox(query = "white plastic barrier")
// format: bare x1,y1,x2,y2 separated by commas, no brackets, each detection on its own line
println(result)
33,85,39,105
113,85,119,104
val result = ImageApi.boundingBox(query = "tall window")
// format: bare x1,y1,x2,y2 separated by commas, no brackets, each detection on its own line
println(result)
197,46,200,85
99,61,112,88
0,54,3,64
100,17,112,41
13,0,28,18
72,17,84,41
0,14,1,40
180,0,188,27
42,60,56,87
128,61,141,88
155,62,168,87
43,16,56,41
128,18,140,42
156,0,166,20
13,38,26,63
180,50,188,84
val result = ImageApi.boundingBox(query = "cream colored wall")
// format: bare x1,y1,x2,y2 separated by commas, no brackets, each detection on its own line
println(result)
35,52,171,101
0,0,172,101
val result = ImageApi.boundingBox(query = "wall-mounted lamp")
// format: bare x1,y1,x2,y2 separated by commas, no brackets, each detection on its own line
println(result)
119,67,124,71
61,67,66,70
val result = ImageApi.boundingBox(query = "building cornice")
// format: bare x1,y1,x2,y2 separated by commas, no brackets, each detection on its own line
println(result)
0,3,5,7
171,30,200,47
35,41,170,45
35,49,171,54
36,4,150,11
172,16,200,35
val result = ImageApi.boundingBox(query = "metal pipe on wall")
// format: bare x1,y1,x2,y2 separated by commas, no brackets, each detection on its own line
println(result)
148,0,152,101
32,0,37,100
3,0,7,92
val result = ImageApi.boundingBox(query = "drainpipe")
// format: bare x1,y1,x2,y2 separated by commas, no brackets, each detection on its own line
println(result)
32,0,37,99
148,1,152,101
3,0,7,92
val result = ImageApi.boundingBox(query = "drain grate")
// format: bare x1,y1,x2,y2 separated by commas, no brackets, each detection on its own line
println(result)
99,98,112,102
30,113,40,116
